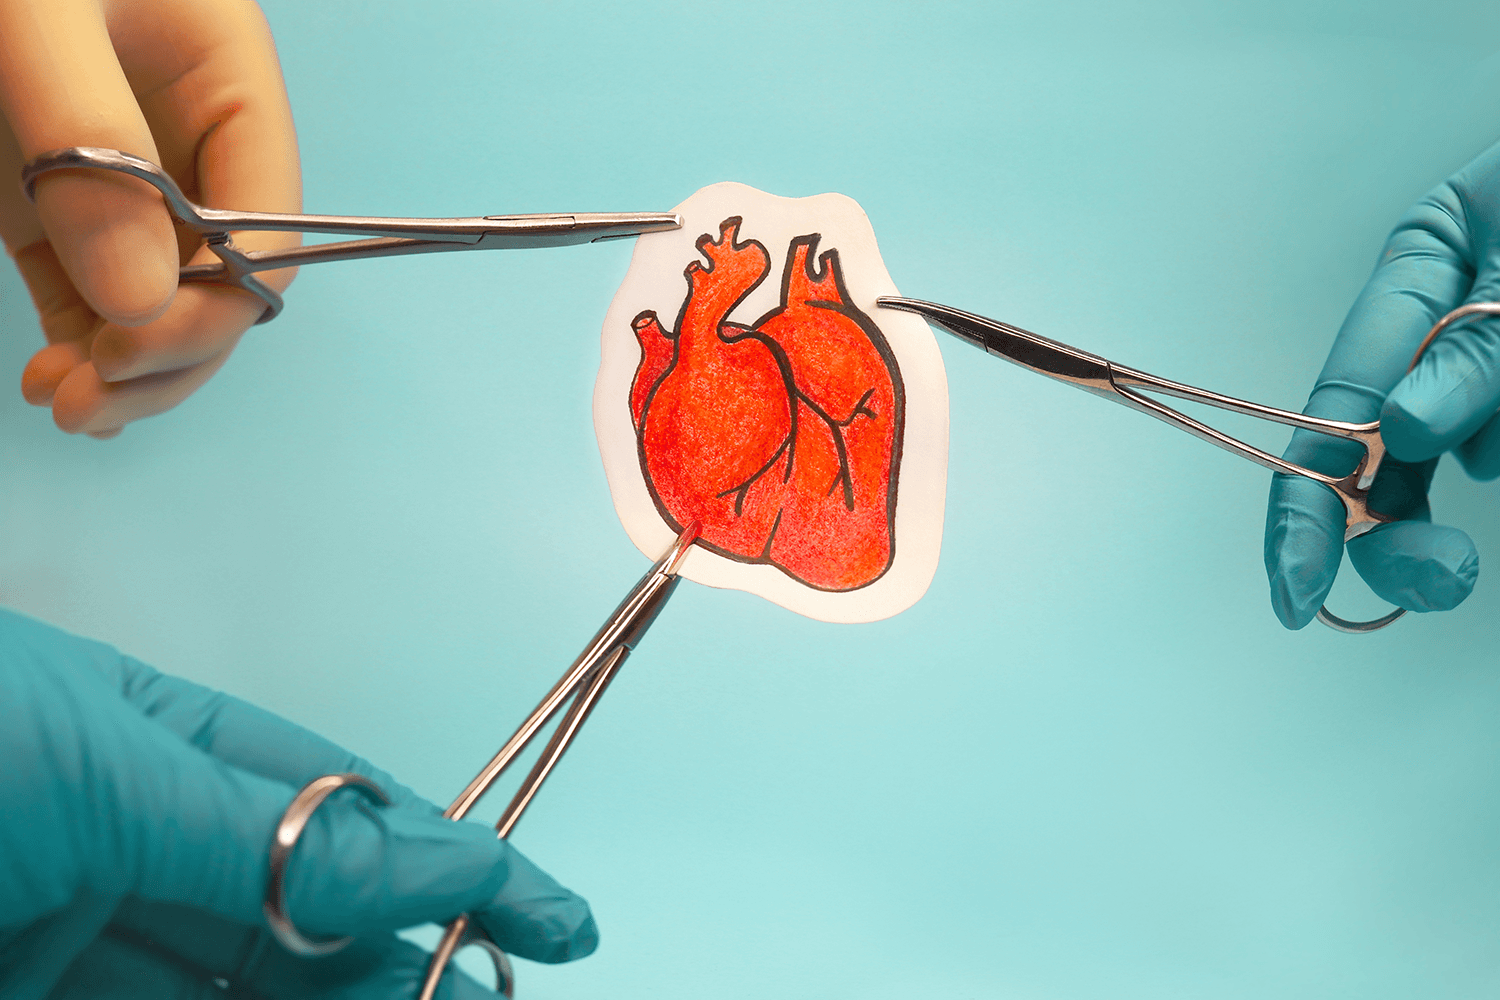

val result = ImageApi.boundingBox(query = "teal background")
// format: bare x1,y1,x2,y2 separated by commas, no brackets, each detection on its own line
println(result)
4,2,1500,997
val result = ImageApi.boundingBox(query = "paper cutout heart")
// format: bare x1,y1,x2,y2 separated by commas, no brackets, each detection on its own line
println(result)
628,217,904,591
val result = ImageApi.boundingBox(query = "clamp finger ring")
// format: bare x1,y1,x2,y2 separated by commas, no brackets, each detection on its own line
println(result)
264,773,391,957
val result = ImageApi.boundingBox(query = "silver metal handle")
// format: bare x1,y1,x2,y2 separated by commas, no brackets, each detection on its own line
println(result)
19,146,681,324
1104,365,1390,541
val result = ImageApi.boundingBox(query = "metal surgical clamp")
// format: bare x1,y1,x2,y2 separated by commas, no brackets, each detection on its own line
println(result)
20,147,682,323
879,296,1499,634
263,522,700,998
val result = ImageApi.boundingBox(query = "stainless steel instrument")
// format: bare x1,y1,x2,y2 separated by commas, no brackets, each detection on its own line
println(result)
264,522,700,998
20,146,682,324
879,296,1497,633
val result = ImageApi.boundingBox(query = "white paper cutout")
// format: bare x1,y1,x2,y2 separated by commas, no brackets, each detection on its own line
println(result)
594,182,949,623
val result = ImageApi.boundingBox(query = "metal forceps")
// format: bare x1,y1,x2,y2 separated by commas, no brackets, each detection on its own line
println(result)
263,522,700,998
879,297,1498,634
20,147,682,323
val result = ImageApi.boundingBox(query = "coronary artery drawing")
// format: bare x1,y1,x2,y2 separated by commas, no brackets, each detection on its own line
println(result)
631,218,901,592
595,183,949,623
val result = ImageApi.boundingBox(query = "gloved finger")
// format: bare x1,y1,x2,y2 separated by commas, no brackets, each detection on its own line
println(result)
1363,451,1437,523
1264,473,1344,629
471,847,600,964
11,613,414,809
0,0,177,325
52,924,503,1000
0,609,599,964
1326,452,1476,614
1307,171,1481,418
33,666,516,938
280,816,597,964
1455,409,1500,480
1262,147,1494,627
83,900,504,1000
248,931,505,1000
1376,143,1500,464
1381,306,1500,463
1275,151,1486,474
1339,453,1478,611
158,758,520,943
0,892,120,1000
113,655,599,962
90,0,300,385
1346,520,1479,612
112,653,430,813
45,924,206,1000
1264,380,1387,630
1265,442,1463,624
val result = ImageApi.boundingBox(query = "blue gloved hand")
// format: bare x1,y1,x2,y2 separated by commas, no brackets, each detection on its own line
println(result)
0,608,598,999
1262,142,1500,628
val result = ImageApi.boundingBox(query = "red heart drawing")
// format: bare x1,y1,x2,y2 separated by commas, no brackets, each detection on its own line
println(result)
629,217,904,591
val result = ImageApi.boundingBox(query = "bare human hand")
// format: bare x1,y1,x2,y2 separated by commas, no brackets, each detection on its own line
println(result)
0,0,300,438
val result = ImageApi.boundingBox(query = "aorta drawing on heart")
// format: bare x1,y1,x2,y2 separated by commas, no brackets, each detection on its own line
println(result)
627,216,904,592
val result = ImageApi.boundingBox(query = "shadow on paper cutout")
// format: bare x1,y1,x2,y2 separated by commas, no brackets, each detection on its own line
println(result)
629,216,905,592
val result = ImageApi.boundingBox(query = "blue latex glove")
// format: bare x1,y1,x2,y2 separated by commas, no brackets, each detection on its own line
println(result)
1263,143,1500,628
0,608,598,999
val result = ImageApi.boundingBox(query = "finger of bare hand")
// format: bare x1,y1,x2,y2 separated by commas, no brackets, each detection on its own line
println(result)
50,347,235,436
0,0,178,325
91,268,265,382
2,0,302,435
14,240,102,406
98,0,301,383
